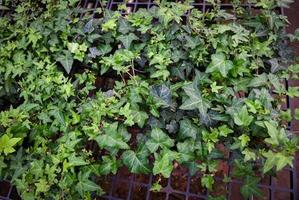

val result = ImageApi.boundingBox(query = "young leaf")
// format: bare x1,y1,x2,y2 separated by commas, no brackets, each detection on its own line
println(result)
233,106,253,126
201,174,214,191
0,134,21,155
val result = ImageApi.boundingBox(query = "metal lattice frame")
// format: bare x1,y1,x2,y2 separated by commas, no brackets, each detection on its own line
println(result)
0,0,298,199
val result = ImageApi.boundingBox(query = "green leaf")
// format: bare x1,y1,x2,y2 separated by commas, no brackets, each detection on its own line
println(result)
240,176,263,199
118,18,133,34
151,182,162,192
151,84,172,108
99,156,120,175
238,134,250,148
211,82,223,93
287,87,299,98
295,108,299,120
206,53,233,77
179,119,198,140
177,140,196,164
146,128,174,153
35,179,50,193
122,147,150,174
75,171,102,197
95,122,129,150
153,150,177,178
264,121,287,146
248,73,268,88
179,81,210,115
201,174,214,191
263,151,293,173
117,33,138,49
233,106,253,126
56,50,74,74
0,134,21,155
133,110,148,128
218,125,233,137
68,154,88,167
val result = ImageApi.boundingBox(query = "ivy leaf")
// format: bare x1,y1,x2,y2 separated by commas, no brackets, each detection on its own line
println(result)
268,58,283,73
133,110,148,128
0,134,21,155
99,156,120,175
75,171,102,197
218,125,233,137
145,128,174,153
211,82,223,93
201,174,214,191
248,73,268,88
35,179,50,193
206,53,233,77
118,18,133,34
122,146,150,174
87,47,101,58
179,81,210,115
233,106,253,126
264,121,288,146
263,151,293,173
179,119,198,140
95,122,129,150
151,85,172,108
153,150,177,178
238,134,250,148
98,44,112,55
151,182,162,192
287,87,299,98
68,154,88,167
240,176,263,199
295,108,299,120
177,140,195,163
117,33,138,49
56,50,73,74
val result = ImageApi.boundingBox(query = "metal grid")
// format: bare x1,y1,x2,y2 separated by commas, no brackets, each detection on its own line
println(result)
0,0,298,199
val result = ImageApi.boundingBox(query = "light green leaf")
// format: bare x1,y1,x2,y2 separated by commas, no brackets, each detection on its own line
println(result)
153,150,177,178
206,53,233,77
263,151,293,173
201,174,214,191
68,154,88,167
95,122,129,150
0,134,21,155
233,106,253,126
145,128,174,153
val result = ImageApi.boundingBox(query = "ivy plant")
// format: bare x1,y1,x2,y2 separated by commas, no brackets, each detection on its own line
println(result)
0,0,299,199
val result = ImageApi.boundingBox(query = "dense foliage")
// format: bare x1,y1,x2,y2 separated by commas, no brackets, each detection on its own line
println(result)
1,0,299,199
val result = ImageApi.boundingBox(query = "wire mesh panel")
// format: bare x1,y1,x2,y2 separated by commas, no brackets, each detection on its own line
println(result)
0,0,298,200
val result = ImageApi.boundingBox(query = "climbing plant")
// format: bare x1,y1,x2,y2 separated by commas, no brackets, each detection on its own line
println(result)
0,0,299,199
